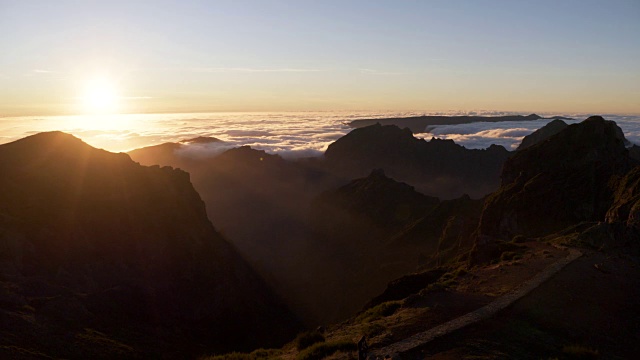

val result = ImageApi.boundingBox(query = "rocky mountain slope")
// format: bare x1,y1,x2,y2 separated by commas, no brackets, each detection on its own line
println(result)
270,116,640,359
477,116,634,242
0,132,300,359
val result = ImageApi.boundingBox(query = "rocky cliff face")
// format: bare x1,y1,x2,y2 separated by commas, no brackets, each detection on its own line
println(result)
324,124,510,199
477,116,632,242
606,166,640,241
0,132,299,359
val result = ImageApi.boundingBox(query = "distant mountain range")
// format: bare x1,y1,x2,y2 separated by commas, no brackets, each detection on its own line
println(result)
348,113,574,133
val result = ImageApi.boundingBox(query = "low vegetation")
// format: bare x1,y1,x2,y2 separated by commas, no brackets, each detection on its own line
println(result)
356,301,402,323
294,331,325,351
362,323,386,337
561,344,600,359
200,348,282,360
296,340,356,360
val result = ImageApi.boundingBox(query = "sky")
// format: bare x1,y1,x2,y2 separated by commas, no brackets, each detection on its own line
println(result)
1,0,639,116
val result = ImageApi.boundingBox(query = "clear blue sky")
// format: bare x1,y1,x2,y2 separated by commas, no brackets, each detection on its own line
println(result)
1,0,639,115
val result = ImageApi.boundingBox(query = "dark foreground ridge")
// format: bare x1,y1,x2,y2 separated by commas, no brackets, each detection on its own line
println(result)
0,132,300,359
348,114,573,133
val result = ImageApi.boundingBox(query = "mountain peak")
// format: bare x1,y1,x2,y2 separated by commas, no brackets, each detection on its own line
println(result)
517,119,568,151
478,117,632,240
180,136,224,144
0,132,300,356
584,115,605,122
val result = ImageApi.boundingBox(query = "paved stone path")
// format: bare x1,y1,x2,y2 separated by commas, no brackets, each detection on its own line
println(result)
370,249,583,359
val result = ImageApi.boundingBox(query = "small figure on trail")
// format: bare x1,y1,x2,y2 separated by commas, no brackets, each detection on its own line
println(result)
358,335,369,360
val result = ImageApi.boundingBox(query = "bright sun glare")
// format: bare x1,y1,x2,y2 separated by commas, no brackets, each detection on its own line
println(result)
81,78,120,114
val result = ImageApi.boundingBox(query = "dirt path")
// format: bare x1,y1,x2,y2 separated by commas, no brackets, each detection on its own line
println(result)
370,248,582,359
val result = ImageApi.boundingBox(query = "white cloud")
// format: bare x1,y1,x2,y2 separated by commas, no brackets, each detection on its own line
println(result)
2,112,638,157
419,119,578,150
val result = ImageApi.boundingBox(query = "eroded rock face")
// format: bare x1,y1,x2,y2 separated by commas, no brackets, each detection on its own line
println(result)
478,116,632,241
0,132,299,358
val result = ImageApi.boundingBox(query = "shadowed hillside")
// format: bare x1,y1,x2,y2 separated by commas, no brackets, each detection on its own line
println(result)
128,124,510,325
0,132,300,359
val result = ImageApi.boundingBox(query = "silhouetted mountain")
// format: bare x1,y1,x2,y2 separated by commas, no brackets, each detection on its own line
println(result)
306,171,485,322
0,132,299,359
181,136,223,144
348,114,573,133
477,116,632,242
131,143,345,325
305,170,441,322
313,169,439,236
516,119,568,151
128,136,226,168
129,126,509,325
324,124,511,198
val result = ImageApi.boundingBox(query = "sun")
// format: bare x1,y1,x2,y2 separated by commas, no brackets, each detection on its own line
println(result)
80,78,120,114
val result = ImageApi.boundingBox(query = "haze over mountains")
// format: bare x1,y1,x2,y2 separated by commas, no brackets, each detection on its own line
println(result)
2,115,640,358
129,120,512,324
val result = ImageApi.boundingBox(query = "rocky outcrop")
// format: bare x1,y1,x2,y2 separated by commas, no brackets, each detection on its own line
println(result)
516,119,568,151
324,124,511,199
478,116,632,241
0,132,299,358
606,166,640,240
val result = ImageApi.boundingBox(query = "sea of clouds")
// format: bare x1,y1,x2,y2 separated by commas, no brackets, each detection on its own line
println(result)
1,111,639,157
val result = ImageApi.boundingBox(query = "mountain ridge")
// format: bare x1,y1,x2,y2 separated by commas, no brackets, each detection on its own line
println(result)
0,131,300,358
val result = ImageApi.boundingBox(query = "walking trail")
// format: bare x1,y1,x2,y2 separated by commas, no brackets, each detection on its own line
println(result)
370,248,583,359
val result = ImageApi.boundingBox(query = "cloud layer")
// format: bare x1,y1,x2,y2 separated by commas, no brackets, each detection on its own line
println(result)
1,112,638,158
